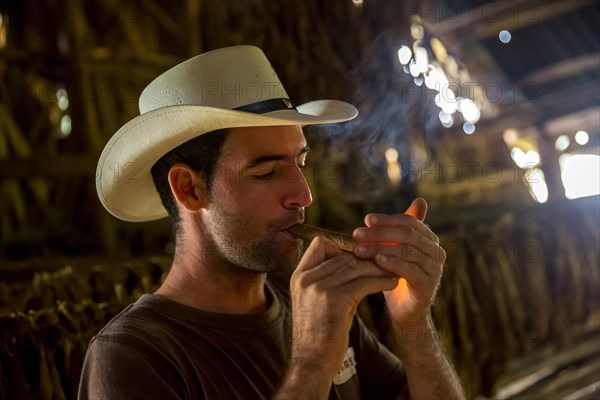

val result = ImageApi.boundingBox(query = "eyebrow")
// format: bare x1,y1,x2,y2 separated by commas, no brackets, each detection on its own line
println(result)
244,146,310,169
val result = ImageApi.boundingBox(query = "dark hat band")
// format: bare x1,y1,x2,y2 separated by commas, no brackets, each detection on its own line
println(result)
234,98,296,114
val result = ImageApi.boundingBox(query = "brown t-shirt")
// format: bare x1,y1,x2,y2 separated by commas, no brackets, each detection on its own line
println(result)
78,275,406,399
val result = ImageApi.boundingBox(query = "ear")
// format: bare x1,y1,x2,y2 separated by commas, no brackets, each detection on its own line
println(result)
168,163,208,212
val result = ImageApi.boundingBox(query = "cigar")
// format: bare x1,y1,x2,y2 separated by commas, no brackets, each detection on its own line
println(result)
287,224,355,252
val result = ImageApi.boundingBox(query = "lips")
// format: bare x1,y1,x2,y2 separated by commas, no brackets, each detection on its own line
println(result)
280,229,297,240
281,221,303,238
276,215,304,233
271,212,305,244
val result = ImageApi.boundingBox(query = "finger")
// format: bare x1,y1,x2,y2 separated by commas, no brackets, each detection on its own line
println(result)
296,236,344,272
294,253,352,286
405,198,428,221
374,254,432,293
361,214,439,244
340,275,400,301
376,253,444,283
299,255,395,288
353,225,439,251
364,198,427,224
355,243,446,271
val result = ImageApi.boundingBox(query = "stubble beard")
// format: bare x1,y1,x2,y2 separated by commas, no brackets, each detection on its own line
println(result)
201,208,304,275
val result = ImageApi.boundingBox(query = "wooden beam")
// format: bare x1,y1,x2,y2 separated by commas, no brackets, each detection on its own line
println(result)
427,193,599,230
519,52,600,85
425,0,519,35
544,106,600,137
473,0,596,39
83,55,181,75
140,1,186,45
0,154,99,178
470,96,598,146
537,125,566,201
428,0,595,39
186,0,202,56
537,83,600,118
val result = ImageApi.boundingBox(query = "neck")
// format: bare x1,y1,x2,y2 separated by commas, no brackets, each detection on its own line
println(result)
155,247,269,314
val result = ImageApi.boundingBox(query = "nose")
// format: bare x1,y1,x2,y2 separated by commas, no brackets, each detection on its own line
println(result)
282,165,313,210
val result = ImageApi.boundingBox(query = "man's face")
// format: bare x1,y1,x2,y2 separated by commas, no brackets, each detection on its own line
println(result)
199,125,312,273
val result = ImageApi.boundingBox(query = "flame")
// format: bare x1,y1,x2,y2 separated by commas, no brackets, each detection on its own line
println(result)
387,278,411,303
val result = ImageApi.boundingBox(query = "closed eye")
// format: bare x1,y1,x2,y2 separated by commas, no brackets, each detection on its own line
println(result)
253,171,275,180
252,163,305,181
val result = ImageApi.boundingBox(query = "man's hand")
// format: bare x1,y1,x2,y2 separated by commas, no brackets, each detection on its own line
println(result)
352,198,465,399
277,199,464,399
276,237,398,398
352,198,445,326
289,236,398,375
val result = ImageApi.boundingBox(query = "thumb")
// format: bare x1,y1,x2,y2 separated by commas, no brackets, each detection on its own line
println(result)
297,236,344,272
405,198,428,222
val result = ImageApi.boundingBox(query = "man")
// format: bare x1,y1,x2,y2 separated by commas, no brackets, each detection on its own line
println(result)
81,45,464,399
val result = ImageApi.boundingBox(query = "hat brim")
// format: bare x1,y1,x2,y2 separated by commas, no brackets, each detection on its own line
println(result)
96,99,357,222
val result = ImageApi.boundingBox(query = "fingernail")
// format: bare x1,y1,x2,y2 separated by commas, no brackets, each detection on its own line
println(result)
357,244,368,254
355,229,366,239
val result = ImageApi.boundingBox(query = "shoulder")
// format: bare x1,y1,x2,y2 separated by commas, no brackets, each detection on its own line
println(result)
80,335,186,399
93,295,170,348
79,296,190,399
89,293,209,370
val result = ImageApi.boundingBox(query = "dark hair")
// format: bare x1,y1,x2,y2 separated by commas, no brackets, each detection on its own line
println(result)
150,128,230,236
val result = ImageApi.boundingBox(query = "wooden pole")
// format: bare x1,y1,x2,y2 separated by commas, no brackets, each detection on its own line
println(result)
537,125,566,201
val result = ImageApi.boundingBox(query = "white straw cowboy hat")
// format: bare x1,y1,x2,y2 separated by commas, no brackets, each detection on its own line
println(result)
96,45,358,222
